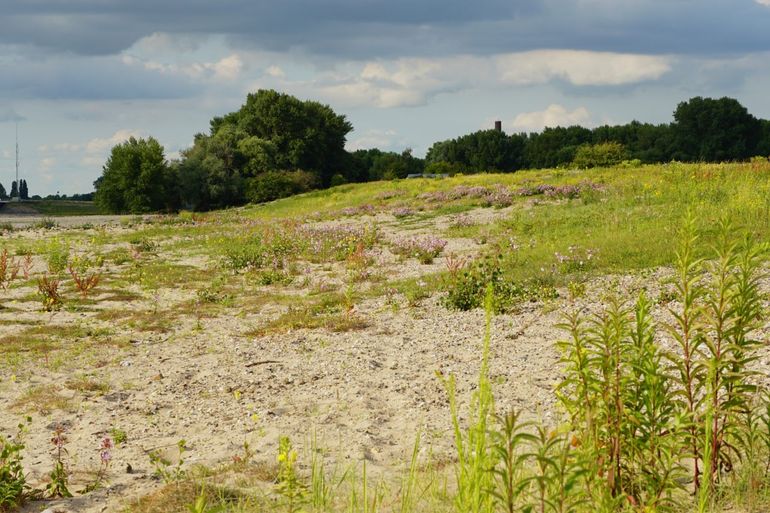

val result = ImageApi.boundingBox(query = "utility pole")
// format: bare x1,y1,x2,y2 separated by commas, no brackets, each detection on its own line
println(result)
15,123,19,188
13,123,19,202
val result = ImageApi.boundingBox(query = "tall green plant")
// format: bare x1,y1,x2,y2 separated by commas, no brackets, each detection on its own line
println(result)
440,286,496,513
700,220,767,493
665,213,706,491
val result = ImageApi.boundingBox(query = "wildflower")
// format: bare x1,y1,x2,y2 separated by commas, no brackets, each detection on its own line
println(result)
100,437,113,465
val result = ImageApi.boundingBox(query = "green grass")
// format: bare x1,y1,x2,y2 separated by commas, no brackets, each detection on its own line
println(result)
25,200,103,216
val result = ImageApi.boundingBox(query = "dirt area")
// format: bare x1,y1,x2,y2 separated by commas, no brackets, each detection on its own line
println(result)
0,214,138,228
1,210,769,513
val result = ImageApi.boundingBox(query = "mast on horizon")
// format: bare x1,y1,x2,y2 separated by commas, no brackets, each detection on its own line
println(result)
15,122,19,190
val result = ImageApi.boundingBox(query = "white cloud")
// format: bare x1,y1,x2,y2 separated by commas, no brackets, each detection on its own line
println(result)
265,65,286,78
510,104,593,132
319,56,477,108
122,53,244,81
756,0,770,6
40,157,56,171
316,50,670,109
85,129,143,154
210,54,243,81
496,50,671,86
346,129,399,151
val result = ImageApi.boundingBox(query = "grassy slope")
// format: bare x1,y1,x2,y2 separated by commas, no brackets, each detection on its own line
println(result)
28,200,102,216
0,200,101,216
121,161,770,512
245,161,770,279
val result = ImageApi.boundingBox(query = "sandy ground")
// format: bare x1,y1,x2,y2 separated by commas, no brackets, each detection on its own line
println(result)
1,209,770,513
0,214,144,228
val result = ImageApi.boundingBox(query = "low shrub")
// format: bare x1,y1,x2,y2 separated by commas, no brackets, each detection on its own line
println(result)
572,141,627,168
46,240,69,274
246,170,318,204
0,422,29,512
391,236,447,264
442,254,557,312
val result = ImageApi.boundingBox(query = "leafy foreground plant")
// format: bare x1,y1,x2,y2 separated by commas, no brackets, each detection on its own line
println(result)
555,217,770,511
46,425,72,498
0,421,30,512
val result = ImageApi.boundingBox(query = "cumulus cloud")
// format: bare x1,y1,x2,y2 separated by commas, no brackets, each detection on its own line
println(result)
756,0,770,6
510,104,593,132
265,65,286,78
346,129,401,151
496,50,671,86
316,50,669,109
131,32,205,55
320,58,452,108
122,53,244,81
85,129,143,154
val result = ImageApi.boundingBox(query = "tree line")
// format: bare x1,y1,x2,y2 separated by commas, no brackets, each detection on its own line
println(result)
94,93,770,214
0,179,30,201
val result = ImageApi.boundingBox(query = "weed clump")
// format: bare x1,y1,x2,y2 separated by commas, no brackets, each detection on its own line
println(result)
0,420,30,512
391,235,447,264
37,274,63,311
442,254,557,312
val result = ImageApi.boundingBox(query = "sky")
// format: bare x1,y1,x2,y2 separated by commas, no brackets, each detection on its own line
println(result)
1,0,770,196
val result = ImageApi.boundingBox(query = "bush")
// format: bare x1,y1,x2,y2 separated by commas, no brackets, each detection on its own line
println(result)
572,141,627,168
246,170,318,204
442,254,556,312
329,174,347,187
424,161,464,176
391,236,447,264
1,423,29,511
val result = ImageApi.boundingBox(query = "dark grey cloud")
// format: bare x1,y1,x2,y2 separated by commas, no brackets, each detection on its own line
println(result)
0,0,767,59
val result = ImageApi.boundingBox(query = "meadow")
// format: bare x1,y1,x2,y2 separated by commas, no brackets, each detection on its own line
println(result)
2,160,770,512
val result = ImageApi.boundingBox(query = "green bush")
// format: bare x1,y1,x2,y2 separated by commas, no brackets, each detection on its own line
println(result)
424,161,464,176
442,255,557,312
572,141,627,169
46,240,70,274
1,424,28,511
224,239,268,270
329,174,347,187
246,170,318,204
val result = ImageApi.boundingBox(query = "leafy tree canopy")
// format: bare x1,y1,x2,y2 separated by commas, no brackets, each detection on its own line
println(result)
672,96,761,161
94,136,175,214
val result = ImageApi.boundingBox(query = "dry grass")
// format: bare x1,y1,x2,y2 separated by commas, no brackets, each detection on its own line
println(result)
123,480,252,513
10,384,76,415
65,374,111,395
247,308,369,336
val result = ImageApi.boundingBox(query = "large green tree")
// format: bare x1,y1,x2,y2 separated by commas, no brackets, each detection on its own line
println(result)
525,126,592,169
672,96,761,161
94,137,176,213
425,130,528,172
178,89,353,208
756,119,770,157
